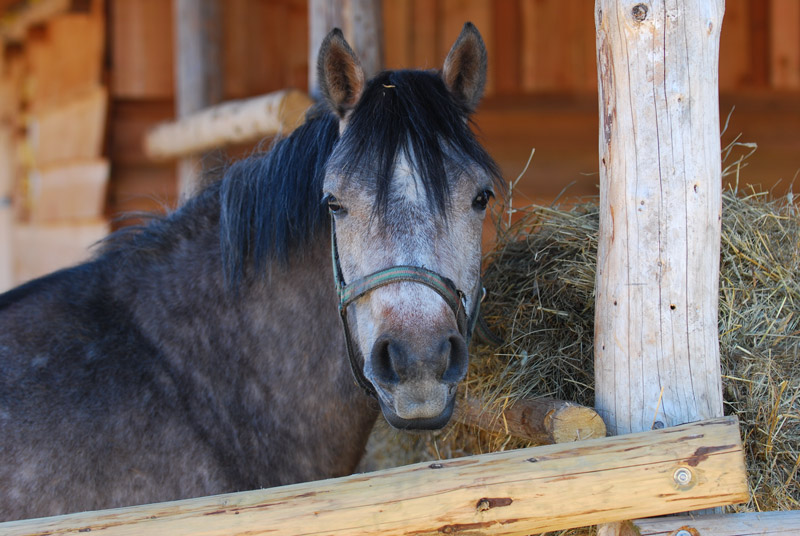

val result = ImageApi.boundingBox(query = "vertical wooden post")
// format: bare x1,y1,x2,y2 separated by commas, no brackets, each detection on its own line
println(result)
594,4,727,530
308,0,383,100
173,0,223,200
593,0,726,438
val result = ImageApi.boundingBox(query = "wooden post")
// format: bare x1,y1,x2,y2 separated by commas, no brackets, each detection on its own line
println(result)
173,0,223,199
308,0,383,100
594,1,727,533
0,418,747,536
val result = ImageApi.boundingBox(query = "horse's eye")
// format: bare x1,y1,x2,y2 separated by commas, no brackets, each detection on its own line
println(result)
472,190,493,210
325,194,346,215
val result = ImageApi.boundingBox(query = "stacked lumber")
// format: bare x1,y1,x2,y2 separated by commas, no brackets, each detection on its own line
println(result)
1,3,110,288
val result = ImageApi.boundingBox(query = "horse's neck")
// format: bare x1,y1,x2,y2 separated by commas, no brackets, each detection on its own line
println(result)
116,205,377,486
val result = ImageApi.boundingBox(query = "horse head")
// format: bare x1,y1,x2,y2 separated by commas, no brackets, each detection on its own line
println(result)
318,23,501,430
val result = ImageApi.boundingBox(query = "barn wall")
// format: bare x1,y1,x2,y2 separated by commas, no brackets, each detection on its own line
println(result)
1,0,798,290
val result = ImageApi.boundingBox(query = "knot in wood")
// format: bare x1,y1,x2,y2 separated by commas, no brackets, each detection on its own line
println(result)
631,3,648,22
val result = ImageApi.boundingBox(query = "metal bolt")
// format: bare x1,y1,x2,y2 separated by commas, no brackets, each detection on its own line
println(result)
632,3,648,21
675,530,692,536
652,420,665,430
673,467,693,486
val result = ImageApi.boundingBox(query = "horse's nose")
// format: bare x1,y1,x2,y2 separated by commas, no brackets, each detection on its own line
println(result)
369,331,468,387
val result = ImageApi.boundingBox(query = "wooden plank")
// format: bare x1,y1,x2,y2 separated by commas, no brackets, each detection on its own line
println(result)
25,11,104,111
769,0,800,88
27,159,109,222
383,0,412,69
11,219,109,285
110,0,174,99
144,89,313,160
0,417,748,536
29,86,107,167
108,164,177,223
633,511,800,536
492,0,521,95
411,0,439,68
719,0,751,90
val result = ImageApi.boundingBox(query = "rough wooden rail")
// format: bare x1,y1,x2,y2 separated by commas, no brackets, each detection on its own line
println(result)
454,395,607,444
144,89,313,161
632,511,800,536
1,417,748,536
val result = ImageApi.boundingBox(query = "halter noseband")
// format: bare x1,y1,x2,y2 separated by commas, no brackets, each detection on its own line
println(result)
330,215,483,398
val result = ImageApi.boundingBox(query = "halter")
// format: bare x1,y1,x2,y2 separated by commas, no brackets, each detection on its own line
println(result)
330,215,484,398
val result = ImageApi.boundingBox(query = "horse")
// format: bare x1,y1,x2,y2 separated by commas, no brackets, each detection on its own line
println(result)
0,23,502,522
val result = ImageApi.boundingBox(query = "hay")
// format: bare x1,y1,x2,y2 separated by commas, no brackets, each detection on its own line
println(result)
362,181,799,526
436,184,799,516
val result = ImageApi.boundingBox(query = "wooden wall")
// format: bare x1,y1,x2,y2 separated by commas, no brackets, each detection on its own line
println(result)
2,0,799,288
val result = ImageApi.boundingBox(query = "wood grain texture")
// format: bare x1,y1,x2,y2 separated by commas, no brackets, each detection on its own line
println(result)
454,395,606,444
593,0,726,436
633,510,800,536
144,89,312,160
27,159,109,222
0,417,748,536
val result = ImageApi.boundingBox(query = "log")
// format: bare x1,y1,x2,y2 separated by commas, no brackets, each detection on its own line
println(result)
594,2,726,533
454,395,606,444
26,159,109,222
633,511,800,536
593,0,726,435
12,220,109,285
144,89,313,161
28,86,107,167
0,417,748,536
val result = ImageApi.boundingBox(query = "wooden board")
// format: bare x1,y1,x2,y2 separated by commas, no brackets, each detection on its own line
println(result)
769,0,800,89
1,417,748,536
634,511,800,536
29,86,107,167
110,0,174,98
27,159,109,222
25,12,104,111
12,219,109,285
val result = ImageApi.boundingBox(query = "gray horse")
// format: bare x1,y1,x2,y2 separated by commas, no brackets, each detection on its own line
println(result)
0,23,501,521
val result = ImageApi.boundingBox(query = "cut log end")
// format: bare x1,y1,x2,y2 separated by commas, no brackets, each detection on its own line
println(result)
454,395,606,445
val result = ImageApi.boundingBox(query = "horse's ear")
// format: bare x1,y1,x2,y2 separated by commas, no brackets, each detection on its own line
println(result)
442,22,487,113
317,28,366,119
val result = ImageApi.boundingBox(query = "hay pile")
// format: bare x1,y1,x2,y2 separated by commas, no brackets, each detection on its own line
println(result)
365,183,799,520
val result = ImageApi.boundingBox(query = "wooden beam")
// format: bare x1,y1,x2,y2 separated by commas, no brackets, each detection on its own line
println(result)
633,511,800,536
0,417,748,536
454,395,606,444
144,89,313,161
593,0,725,434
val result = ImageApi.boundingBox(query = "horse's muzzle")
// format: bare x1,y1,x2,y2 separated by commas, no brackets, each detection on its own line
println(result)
367,330,467,430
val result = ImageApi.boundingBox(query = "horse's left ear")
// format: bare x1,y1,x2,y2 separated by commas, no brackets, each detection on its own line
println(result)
317,28,366,119
442,22,488,113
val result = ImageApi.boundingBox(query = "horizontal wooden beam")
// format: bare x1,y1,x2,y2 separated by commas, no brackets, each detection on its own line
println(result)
144,89,313,161
633,510,800,536
454,395,606,444
1,417,748,536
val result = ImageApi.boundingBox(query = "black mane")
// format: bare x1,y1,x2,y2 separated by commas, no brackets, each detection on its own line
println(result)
220,69,502,285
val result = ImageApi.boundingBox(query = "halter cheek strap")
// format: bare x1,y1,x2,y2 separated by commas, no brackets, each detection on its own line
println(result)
330,215,485,397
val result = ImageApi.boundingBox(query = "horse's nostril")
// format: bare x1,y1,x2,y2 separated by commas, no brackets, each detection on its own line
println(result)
371,337,399,384
441,334,468,383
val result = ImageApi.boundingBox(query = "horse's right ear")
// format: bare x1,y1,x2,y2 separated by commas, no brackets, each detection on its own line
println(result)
317,29,365,120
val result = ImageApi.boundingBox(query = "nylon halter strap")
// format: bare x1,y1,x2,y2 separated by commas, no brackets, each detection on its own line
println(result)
330,216,483,398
